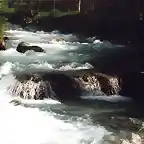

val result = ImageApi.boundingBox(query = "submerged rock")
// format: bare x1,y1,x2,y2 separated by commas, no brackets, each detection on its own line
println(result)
8,70,121,101
16,41,45,53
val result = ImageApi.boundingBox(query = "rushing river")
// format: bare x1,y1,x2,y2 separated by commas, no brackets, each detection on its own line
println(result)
0,20,144,144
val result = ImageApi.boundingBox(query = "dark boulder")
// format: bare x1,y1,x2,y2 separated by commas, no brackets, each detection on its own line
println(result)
73,71,120,95
8,72,81,102
8,70,121,102
8,69,143,102
0,41,6,51
16,41,45,53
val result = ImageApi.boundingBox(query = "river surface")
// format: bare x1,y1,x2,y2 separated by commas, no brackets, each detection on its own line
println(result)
0,17,144,144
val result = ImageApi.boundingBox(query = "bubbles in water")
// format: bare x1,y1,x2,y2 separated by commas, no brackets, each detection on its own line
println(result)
0,62,13,78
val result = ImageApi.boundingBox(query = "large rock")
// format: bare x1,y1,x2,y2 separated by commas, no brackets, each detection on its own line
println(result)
16,41,45,53
8,70,121,102
8,72,81,102
0,41,6,51
73,71,120,95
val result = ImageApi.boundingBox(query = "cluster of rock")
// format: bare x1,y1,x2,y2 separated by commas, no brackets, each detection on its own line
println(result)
7,68,143,103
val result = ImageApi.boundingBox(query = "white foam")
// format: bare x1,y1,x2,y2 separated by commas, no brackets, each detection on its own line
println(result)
3,29,124,64
0,73,110,144
0,103,109,144
1,29,95,70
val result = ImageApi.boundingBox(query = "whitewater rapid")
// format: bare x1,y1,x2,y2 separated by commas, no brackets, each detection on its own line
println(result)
0,28,139,144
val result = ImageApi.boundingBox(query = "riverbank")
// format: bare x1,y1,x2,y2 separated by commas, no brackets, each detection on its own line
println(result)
5,9,143,46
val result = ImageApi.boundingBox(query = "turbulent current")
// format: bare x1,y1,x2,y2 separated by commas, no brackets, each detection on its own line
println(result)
0,25,143,144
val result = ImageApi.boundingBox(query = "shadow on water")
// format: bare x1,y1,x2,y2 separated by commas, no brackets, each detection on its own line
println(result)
56,42,143,74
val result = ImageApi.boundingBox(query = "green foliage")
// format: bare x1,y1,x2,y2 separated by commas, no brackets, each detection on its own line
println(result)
39,10,79,18
0,0,15,12
0,16,6,39
0,0,12,39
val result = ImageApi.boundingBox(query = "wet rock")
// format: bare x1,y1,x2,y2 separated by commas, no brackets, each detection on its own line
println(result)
8,69,143,102
0,40,6,51
8,70,121,101
8,72,81,102
0,43,6,51
74,72,120,95
16,41,45,53
24,17,33,24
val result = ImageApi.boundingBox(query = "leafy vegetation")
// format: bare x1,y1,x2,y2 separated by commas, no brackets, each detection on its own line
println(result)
0,16,6,40
0,0,15,12
39,10,79,17
0,0,13,39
